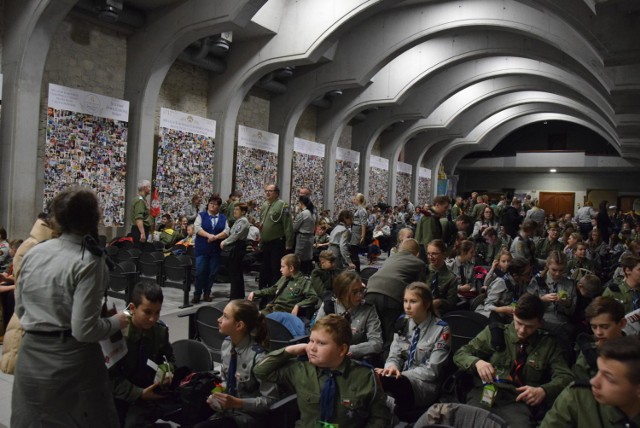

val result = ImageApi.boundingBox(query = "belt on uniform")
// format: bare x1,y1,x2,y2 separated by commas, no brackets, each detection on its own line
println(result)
26,329,72,338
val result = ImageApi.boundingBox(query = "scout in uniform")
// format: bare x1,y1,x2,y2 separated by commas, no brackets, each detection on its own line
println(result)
377,282,451,419
258,184,294,290
415,195,449,263
541,336,640,428
197,300,278,428
248,254,318,315
254,314,392,428
130,179,152,244
454,294,573,427
534,222,563,268
425,239,459,315
573,296,626,382
603,254,640,314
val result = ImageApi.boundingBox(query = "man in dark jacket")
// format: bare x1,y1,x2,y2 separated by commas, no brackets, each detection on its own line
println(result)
501,198,523,239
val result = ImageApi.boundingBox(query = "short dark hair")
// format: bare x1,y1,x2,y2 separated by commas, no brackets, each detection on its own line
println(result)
600,336,640,384
281,253,300,271
427,239,447,255
433,195,450,206
312,314,352,347
131,281,164,306
0,228,6,240
508,257,530,276
514,293,545,321
319,250,336,262
208,194,222,205
337,210,353,223
621,254,640,273
236,202,248,214
585,296,625,323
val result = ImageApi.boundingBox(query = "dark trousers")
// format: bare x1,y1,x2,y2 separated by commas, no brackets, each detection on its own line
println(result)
228,245,247,300
130,225,150,244
579,222,593,241
349,244,362,273
259,238,286,290
366,292,404,359
380,375,416,416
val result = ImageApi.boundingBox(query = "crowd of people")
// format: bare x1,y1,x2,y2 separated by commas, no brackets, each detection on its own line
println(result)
3,185,640,427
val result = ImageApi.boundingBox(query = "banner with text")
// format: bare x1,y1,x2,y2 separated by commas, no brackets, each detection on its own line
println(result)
236,125,279,204
157,108,216,219
291,137,325,211
44,83,129,226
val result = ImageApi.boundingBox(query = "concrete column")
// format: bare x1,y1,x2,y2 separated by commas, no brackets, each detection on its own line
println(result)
0,0,76,237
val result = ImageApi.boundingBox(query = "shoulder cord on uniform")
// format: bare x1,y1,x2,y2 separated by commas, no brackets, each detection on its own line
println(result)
269,203,285,224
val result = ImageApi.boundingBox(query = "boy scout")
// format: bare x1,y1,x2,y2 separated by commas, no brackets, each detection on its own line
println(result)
573,296,626,381
453,294,573,427
110,282,180,427
541,336,640,428
415,195,449,263
534,222,563,268
254,314,391,428
603,254,640,314
248,254,318,315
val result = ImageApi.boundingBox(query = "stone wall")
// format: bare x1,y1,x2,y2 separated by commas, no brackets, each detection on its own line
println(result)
237,87,271,130
295,105,317,141
156,61,209,129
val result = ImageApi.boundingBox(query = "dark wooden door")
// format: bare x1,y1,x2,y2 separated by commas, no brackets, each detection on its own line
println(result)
539,192,575,218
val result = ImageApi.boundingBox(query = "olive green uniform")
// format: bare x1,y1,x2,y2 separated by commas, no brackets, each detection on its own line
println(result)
426,265,459,315
415,209,443,260
453,323,573,427
541,381,640,428
602,279,638,314
534,238,563,267
260,199,294,248
130,195,152,227
254,348,392,428
221,199,238,226
253,271,318,313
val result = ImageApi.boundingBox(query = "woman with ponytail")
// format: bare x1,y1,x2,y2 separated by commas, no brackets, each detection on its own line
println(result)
197,299,278,428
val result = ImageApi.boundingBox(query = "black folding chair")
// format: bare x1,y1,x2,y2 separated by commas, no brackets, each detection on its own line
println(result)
172,339,214,372
194,305,225,363
108,261,139,303
139,251,164,286
265,317,308,351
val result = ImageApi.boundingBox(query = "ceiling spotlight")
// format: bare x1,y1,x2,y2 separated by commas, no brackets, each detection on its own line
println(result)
550,169,557,173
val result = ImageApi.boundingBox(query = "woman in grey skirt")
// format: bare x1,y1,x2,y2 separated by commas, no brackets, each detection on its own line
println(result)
293,196,316,275
12,188,129,427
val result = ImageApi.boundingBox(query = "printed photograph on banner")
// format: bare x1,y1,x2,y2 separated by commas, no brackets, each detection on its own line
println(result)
396,162,412,206
334,147,360,216
156,108,216,221
368,155,389,207
418,167,432,206
236,125,279,206
291,138,325,212
44,84,129,227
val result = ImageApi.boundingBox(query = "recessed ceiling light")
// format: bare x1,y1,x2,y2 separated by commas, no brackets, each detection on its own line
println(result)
550,169,557,173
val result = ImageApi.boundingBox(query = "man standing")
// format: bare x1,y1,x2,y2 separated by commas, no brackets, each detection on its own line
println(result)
131,179,152,244
366,239,427,352
259,185,294,290
454,294,573,427
221,190,242,226
451,196,464,219
415,195,450,263
502,198,523,239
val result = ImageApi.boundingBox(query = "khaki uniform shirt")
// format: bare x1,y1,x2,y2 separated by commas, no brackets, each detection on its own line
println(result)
254,348,392,428
260,199,294,247
254,272,318,313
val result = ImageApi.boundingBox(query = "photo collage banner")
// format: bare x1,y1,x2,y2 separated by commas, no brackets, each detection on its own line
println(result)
236,125,279,205
369,155,389,207
418,167,432,206
291,137,325,212
157,108,216,219
44,83,129,226
334,147,360,216
396,161,412,205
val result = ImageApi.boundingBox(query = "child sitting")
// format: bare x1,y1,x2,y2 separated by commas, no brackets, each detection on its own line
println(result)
248,254,318,316
310,250,341,300
254,314,391,427
159,216,180,249
176,223,195,247
110,282,180,427
566,242,595,281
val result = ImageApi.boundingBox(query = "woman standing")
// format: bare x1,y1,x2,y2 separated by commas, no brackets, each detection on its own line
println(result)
12,188,128,427
350,193,368,273
292,196,316,275
221,203,250,300
196,299,278,428
596,200,614,244
328,210,354,270
315,271,383,363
